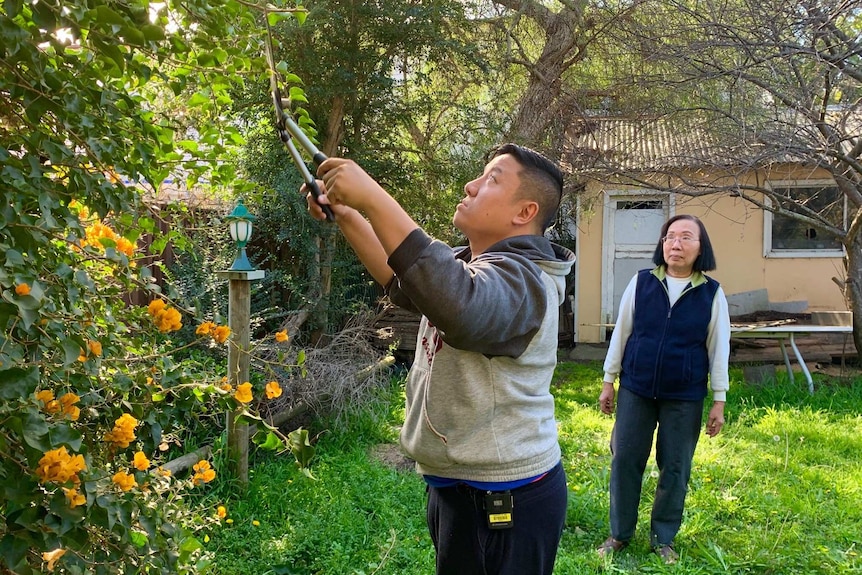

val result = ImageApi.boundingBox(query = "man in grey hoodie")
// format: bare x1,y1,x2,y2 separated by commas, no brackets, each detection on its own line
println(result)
304,143,575,575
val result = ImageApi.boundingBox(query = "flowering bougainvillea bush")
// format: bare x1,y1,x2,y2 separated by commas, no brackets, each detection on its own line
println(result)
1,203,303,572
0,0,312,572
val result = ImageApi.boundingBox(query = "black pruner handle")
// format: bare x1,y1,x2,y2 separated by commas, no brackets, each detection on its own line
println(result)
307,179,335,222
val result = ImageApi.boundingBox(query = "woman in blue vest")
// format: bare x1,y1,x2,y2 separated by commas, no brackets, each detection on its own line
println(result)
596,214,730,564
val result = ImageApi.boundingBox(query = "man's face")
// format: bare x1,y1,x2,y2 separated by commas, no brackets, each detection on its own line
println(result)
453,154,524,247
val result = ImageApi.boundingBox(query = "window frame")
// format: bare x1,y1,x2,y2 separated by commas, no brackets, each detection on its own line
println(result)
763,179,846,258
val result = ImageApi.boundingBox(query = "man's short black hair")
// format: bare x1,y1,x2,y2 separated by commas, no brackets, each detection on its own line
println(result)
488,143,563,232
652,214,718,271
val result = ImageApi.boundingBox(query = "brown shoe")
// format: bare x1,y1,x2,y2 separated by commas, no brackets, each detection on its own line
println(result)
597,537,628,558
654,545,679,564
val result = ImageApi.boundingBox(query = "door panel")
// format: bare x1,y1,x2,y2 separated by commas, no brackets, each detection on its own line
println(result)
603,196,669,334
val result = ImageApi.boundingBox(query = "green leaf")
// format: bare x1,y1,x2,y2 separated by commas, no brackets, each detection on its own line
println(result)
0,367,39,399
0,534,29,573
295,8,308,25
287,427,314,469
5,249,24,266
13,411,50,451
253,430,284,450
141,24,166,42
288,86,308,104
62,337,82,367
130,531,148,547
94,5,127,27
49,423,83,451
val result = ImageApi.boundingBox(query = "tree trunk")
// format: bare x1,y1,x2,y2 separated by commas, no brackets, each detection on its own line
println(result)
845,234,862,355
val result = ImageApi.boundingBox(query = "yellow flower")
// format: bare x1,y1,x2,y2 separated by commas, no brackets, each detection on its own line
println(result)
265,381,282,399
116,236,136,257
217,505,227,519
104,413,138,449
148,299,167,316
36,447,87,484
87,340,102,357
275,330,289,342
42,548,66,571
192,460,216,485
196,321,215,336
59,393,81,421
213,325,231,344
15,283,31,296
63,487,86,509
112,470,137,491
36,390,61,414
133,451,150,471
226,518,233,524
252,520,260,526
234,382,253,404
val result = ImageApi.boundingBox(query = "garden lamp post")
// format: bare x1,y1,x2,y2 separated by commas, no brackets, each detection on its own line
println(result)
218,199,264,489
225,199,256,271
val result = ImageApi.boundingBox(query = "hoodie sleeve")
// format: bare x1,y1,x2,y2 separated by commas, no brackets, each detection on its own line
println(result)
385,229,549,357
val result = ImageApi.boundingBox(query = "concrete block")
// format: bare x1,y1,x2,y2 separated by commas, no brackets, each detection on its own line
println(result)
770,301,809,314
726,289,769,316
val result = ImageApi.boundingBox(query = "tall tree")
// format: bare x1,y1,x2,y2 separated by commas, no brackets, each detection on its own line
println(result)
238,0,486,335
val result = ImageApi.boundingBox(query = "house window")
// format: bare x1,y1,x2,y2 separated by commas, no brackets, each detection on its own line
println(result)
765,181,844,257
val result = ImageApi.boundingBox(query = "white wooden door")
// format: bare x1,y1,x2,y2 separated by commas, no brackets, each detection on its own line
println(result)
601,194,671,338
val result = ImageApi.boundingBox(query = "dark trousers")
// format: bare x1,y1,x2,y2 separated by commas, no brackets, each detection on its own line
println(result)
609,387,703,547
426,462,567,575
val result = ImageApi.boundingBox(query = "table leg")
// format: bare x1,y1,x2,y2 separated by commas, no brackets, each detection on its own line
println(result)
788,332,814,394
778,339,794,385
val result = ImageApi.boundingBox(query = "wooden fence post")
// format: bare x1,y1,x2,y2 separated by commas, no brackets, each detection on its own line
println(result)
217,269,265,489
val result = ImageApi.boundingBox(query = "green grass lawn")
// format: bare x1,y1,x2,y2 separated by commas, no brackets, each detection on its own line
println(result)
204,361,862,574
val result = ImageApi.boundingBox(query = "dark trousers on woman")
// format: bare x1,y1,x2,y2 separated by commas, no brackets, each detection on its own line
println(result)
609,387,703,547
426,461,567,575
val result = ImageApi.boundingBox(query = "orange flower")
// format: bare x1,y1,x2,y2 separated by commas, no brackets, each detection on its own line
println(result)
63,487,86,509
36,447,86,484
192,460,216,485
36,390,61,414
265,381,282,399
234,382,253,404
87,340,102,357
104,413,138,449
275,330,289,342
42,548,66,571
213,325,231,344
112,470,136,491
59,393,80,421
196,321,215,336
133,451,150,471
217,505,227,519
15,283,31,296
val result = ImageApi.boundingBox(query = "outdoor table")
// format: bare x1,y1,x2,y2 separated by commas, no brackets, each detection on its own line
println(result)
730,324,853,393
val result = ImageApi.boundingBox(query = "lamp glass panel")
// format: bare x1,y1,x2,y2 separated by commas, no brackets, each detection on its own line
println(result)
229,220,252,243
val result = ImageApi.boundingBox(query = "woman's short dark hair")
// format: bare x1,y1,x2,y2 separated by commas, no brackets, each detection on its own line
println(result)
652,214,717,272
487,143,563,232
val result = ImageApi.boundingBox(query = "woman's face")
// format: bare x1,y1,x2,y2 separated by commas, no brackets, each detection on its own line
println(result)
662,219,702,278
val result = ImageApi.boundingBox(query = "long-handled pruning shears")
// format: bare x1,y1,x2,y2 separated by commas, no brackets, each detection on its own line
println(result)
264,18,334,222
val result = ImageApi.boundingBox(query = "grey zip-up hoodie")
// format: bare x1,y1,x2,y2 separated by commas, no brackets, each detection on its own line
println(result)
386,228,575,482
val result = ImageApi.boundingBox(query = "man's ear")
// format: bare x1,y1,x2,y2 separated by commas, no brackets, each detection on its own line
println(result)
512,200,540,227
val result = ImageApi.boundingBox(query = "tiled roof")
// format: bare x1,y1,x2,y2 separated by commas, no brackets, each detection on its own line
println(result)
564,116,739,171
